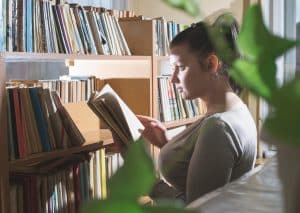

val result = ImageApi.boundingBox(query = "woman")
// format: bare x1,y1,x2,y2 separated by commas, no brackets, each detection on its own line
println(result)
138,15,257,204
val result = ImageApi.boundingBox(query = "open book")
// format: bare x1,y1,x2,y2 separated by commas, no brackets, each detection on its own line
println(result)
87,84,144,145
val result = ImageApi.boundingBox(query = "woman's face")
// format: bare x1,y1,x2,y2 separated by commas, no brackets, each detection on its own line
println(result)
170,43,211,100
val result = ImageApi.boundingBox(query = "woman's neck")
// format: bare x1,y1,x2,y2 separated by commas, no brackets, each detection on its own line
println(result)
203,83,242,115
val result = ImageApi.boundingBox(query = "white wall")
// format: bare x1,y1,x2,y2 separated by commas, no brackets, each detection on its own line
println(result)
128,0,244,24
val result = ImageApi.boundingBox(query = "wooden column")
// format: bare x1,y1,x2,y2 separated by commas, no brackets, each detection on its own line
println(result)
0,57,9,213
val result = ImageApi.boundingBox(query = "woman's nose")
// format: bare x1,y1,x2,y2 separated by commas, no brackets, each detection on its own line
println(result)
171,70,179,84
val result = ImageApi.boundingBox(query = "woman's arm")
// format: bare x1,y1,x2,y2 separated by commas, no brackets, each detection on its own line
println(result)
186,118,239,203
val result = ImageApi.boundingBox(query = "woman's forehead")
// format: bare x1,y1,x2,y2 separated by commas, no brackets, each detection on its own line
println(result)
169,44,191,63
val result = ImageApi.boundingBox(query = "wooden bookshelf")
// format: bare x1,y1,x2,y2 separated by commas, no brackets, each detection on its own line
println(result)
0,16,195,213
0,49,153,211
0,54,9,213
0,52,151,61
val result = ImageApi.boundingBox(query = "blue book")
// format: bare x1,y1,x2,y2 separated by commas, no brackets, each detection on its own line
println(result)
29,87,51,152
26,0,32,52
0,0,7,51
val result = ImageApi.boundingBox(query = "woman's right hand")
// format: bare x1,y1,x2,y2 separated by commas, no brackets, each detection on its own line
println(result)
137,115,168,148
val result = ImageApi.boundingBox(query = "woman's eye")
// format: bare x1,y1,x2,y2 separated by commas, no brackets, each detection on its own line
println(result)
178,66,186,71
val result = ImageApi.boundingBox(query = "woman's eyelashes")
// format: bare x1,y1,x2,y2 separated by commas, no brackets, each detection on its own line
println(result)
178,66,186,71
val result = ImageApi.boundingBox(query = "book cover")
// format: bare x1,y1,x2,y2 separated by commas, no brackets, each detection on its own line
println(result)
12,87,28,158
29,87,51,152
51,91,85,146
87,84,144,146
6,88,18,160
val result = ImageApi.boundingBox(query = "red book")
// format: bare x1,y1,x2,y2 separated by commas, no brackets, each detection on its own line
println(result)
12,88,27,158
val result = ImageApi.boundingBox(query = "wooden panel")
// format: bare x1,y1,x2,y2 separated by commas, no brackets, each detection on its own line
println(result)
0,59,9,212
69,58,152,79
64,101,101,132
119,20,155,56
105,78,151,116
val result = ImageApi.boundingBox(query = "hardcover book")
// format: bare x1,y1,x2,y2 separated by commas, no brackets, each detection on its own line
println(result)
87,84,144,146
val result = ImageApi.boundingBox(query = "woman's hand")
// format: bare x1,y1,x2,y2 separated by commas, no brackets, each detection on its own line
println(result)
137,115,168,148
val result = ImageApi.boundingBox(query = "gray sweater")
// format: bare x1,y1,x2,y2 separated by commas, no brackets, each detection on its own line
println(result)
159,103,257,204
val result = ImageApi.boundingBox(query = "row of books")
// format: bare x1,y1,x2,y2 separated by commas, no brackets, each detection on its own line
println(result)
40,75,96,104
6,84,85,160
66,0,136,19
158,76,207,122
2,0,131,55
106,152,124,179
121,15,185,56
154,17,185,56
10,149,125,213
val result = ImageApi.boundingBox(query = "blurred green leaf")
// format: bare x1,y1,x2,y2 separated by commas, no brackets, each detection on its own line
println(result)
109,139,156,200
81,139,195,213
81,199,143,213
143,200,196,213
238,5,297,61
233,4,297,99
264,76,300,146
230,59,274,100
208,14,239,65
208,26,237,65
162,0,199,17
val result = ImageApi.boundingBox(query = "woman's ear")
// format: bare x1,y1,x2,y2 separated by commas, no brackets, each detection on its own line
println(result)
207,54,219,73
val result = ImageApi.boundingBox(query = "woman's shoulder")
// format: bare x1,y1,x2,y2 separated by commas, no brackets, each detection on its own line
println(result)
201,104,256,137
200,115,231,136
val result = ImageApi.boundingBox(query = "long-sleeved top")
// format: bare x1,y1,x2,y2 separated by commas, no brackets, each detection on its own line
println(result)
159,102,257,204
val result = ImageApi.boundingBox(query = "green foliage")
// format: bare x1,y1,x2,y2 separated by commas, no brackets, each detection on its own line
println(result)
265,76,300,146
108,140,155,201
208,4,299,145
230,5,299,145
161,0,199,17
81,140,196,213
230,59,276,100
231,5,297,101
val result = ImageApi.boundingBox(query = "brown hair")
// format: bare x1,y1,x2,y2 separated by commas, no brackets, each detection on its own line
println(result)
170,14,242,94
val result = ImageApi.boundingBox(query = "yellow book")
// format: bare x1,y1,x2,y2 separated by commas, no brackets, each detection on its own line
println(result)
100,148,107,199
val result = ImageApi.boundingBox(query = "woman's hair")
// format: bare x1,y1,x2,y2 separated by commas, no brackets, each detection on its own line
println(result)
169,14,242,95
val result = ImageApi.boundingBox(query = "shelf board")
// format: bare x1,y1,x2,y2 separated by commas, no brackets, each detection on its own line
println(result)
0,52,151,62
9,129,114,170
156,55,169,61
9,142,102,169
163,116,204,129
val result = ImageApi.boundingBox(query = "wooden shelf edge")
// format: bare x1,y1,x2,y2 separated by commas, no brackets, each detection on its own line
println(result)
9,141,103,169
155,55,169,61
9,129,115,169
163,116,204,129
0,52,151,61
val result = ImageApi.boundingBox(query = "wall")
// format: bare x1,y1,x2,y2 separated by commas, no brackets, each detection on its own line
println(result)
128,0,244,24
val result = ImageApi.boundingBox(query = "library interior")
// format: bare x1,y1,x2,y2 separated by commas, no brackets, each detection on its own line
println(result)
0,0,299,212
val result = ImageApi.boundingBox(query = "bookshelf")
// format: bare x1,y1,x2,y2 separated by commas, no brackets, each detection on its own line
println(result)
0,4,224,212
0,52,152,212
